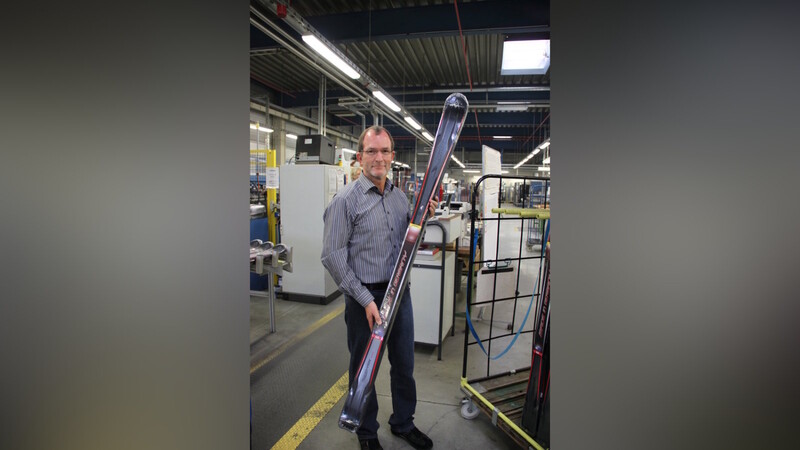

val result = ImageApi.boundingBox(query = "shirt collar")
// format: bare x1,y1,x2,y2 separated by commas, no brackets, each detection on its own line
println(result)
356,173,394,194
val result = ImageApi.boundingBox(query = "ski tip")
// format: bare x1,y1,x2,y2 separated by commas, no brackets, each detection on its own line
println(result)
445,92,469,111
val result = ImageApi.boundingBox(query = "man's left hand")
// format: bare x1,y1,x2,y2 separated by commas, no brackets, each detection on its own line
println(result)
427,197,438,219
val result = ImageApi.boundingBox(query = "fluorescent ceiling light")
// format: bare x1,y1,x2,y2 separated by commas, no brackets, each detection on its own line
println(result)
302,34,360,80
250,123,273,133
341,148,356,154
538,139,551,150
513,146,545,169
501,170,509,174
501,39,550,76
463,169,481,173
543,156,550,164
495,105,529,112
372,91,401,112
493,136,512,140
450,155,465,168
422,131,434,141
538,166,550,171
286,133,298,140
404,116,422,130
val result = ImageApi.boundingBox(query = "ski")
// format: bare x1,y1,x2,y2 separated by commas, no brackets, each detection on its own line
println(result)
522,241,550,438
339,93,469,433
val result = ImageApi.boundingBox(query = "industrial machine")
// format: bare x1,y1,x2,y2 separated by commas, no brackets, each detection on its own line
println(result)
278,163,346,304
295,134,336,165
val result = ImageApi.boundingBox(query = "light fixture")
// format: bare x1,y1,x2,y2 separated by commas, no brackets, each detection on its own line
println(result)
372,91,401,112
512,147,542,169
513,157,530,169
493,136,512,139
403,116,422,130
463,169,481,173
538,138,551,150
422,131,434,141
543,156,550,164
301,34,360,80
538,166,550,172
501,170,509,174
286,133,298,140
341,148,356,154
250,123,274,133
495,105,529,112
450,155,465,168
501,39,550,76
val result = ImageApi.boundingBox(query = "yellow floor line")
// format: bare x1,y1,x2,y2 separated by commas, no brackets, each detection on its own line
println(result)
270,371,349,450
250,303,345,375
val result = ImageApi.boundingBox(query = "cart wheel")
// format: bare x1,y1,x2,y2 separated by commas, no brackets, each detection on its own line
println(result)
460,400,480,419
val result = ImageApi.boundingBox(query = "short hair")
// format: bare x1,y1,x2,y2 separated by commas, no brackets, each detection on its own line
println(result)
357,125,395,153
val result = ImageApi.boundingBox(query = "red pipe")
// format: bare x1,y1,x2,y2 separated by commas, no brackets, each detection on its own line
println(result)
521,112,550,147
454,0,474,92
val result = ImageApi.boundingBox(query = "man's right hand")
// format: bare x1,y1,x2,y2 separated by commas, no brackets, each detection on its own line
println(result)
365,301,383,330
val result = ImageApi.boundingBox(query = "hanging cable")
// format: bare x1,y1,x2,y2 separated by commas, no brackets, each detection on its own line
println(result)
521,112,550,148
454,0,473,91
473,111,482,147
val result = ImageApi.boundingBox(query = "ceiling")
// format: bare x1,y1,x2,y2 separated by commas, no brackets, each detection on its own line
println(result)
250,0,550,167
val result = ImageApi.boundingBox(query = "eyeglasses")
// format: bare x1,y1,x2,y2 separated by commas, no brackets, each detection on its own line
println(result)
361,148,393,157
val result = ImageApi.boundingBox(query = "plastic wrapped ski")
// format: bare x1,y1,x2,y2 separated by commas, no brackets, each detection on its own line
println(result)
339,93,469,432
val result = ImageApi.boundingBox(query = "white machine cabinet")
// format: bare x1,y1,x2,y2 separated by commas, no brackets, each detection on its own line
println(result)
279,164,346,304
409,251,456,348
410,217,461,353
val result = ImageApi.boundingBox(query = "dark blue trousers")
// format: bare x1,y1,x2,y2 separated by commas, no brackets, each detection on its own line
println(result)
344,288,416,440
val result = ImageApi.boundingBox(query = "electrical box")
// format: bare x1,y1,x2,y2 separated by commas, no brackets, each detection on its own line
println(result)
295,134,336,165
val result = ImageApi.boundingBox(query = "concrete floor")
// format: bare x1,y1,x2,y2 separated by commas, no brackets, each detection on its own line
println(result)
250,209,547,450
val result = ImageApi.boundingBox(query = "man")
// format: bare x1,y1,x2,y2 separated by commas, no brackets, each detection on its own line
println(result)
321,126,436,450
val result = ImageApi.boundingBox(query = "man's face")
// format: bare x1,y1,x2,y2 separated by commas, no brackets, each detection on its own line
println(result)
357,130,394,183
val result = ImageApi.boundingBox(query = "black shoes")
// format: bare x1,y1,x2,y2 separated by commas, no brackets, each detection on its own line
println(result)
391,427,433,450
358,427,432,450
358,437,384,450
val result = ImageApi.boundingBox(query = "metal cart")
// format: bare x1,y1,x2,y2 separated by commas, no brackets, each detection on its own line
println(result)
459,175,550,450
526,179,550,248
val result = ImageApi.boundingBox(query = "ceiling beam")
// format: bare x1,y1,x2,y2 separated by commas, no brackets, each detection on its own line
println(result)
303,0,550,43
272,87,549,108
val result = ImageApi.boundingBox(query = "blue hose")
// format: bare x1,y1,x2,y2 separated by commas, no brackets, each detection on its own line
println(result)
465,219,549,360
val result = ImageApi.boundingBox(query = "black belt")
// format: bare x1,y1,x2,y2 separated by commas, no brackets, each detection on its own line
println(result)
363,281,389,291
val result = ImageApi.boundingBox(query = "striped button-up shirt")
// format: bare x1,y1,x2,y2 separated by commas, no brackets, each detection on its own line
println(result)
321,174,411,308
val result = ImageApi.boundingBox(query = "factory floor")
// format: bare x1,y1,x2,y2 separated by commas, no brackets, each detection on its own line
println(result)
250,212,547,450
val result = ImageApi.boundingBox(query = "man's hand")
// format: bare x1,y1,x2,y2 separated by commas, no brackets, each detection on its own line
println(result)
365,301,382,330
427,197,438,219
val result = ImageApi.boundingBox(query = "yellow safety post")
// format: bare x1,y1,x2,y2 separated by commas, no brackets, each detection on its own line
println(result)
266,149,277,243
266,149,278,287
